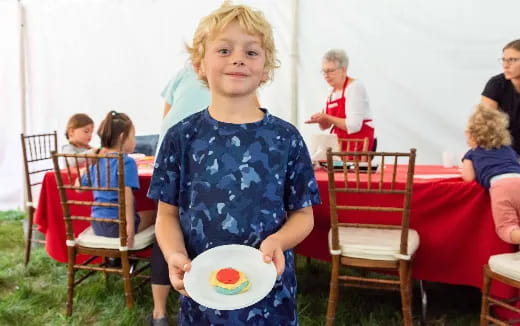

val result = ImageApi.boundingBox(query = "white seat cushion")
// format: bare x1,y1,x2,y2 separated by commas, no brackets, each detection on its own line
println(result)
76,225,155,250
489,252,520,282
329,227,420,261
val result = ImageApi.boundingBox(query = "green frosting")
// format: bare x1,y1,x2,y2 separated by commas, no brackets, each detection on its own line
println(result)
214,280,250,295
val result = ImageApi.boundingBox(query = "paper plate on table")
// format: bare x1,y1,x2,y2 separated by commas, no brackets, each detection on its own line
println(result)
184,244,277,310
129,153,145,160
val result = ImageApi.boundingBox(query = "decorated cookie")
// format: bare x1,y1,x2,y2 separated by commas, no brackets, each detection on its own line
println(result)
209,267,250,295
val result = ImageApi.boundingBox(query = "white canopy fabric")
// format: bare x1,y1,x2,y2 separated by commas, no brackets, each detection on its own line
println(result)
1,0,519,210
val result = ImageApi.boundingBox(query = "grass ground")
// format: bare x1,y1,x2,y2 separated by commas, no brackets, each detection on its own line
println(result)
0,210,480,325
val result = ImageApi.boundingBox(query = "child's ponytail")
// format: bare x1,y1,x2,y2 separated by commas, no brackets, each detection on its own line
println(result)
97,110,133,150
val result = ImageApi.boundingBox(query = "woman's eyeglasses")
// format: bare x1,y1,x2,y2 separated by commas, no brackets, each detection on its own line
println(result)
498,57,520,65
321,68,339,75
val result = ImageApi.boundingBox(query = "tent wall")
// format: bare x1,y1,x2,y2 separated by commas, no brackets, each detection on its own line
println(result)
297,0,519,162
1,0,519,210
0,1,24,211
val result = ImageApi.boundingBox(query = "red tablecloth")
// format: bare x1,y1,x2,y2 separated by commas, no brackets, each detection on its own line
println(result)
296,165,517,298
35,164,517,297
34,168,156,263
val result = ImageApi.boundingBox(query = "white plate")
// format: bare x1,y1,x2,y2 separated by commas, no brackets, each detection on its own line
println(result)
184,244,277,310
128,153,145,160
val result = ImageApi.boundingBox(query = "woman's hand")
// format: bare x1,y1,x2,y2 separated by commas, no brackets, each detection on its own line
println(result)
305,113,332,129
166,252,192,296
259,235,285,276
305,113,327,123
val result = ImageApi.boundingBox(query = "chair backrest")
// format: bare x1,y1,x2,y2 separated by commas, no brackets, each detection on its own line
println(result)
338,137,369,153
326,148,416,256
21,131,58,205
51,151,128,246
337,138,370,162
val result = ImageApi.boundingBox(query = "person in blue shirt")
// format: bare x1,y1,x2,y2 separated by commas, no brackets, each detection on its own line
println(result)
462,105,520,244
157,65,211,154
147,3,320,325
82,111,156,247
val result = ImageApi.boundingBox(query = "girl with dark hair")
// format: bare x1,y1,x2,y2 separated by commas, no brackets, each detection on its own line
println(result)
84,111,156,247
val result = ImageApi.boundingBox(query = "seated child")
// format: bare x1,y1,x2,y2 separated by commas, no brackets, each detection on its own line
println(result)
81,111,156,248
462,104,520,244
62,113,99,166
62,113,95,154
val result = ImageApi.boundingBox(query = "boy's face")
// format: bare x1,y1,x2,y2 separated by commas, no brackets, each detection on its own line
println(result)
200,21,267,98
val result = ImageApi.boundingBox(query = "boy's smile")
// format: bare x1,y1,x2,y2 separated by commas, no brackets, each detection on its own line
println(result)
200,21,268,99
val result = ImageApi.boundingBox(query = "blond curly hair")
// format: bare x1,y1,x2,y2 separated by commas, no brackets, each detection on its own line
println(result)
466,105,512,149
186,2,279,87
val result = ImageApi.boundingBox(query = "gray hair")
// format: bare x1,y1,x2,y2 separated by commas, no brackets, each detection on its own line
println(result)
323,49,349,69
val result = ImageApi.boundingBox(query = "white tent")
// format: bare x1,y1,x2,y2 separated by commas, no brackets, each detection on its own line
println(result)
1,0,518,210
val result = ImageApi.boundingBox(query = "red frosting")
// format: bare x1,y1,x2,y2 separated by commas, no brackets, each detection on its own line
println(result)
216,268,240,284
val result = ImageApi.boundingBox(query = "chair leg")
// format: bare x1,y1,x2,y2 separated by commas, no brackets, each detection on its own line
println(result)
419,280,428,326
480,265,491,326
66,261,75,316
101,257,108,281
24,209,34,266
326,255,340,326
121,254,134,309
399,260,413,326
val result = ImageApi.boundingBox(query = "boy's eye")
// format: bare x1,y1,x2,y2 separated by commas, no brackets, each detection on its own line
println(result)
218,48,230,55
247,50,258,57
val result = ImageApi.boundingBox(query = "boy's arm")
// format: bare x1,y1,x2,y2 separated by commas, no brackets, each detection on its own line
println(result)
267,206,314,250
155,200,191,296
124,187,135,248
260,206,314,275
461,159,476,182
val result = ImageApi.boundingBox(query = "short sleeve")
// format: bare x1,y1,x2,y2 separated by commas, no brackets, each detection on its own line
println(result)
61,144,76,154
462,149,474,162
482,75,502,102
147,129,181,206
124,157,139,190
160,69,185,106
284,132,321,211
345,80,371,134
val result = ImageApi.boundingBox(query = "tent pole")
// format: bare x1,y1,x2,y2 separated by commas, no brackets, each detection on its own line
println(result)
289,0,299,126
18,0,27,135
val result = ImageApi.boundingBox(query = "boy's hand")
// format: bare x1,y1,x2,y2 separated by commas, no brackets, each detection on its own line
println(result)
259,236,285,276
166,252,192,296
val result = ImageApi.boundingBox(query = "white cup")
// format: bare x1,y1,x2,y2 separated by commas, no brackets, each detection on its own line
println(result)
442,151,454,168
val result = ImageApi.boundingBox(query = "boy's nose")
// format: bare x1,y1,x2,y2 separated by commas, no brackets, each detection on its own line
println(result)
233,60,244,66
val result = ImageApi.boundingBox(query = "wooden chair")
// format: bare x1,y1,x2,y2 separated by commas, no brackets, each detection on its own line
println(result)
20,131,57,266
480,253,520,325
338,138,370,162
50,151,154,316
325,148,419,326
338,137,369,152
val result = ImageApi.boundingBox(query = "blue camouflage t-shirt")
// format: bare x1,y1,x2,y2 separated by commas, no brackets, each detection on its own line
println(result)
148,108,321,325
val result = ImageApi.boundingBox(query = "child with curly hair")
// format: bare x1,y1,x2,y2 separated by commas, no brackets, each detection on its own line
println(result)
462,104,520,244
